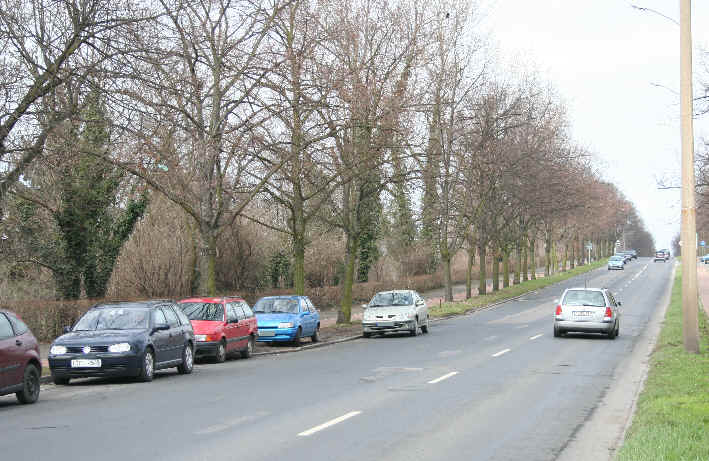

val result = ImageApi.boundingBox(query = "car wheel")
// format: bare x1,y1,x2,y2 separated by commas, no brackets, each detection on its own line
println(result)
215,339,227,363
16,364,40,404
240,336,254,359
177,343,194,374
311,325,320,343
138,349,155,382
553,324,561,338
292,327,302,346
363,332,372,338
410,318,419,337
421,318,429,334
608,325,617,340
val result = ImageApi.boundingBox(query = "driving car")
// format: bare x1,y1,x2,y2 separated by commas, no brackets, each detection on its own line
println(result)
629,249,638,259
0,309,41,404
253,296,320,345
178,296,257,362
48,300,195,384
553,288,621,339
654,250,666,262
607,255,625,270
361,290,429,337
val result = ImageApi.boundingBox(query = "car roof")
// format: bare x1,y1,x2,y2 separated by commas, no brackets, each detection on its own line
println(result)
374,290,414,295
179,296,245,303
92,300,173,310
258,295,303,300
564,287,605,293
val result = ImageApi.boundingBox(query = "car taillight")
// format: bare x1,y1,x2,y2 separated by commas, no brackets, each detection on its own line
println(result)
555,305,562,316
604,307,613,319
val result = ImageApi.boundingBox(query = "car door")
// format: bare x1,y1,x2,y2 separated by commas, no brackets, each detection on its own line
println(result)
161,307,183,361
299,299,314,336
225,304,241,352
413,293,426,322
151,309,171,365
234,303,251,348
0,313,18,389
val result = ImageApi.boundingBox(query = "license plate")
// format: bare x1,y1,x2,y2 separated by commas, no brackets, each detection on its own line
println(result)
71,359,101,368
259,331,275,337
572,311,593,317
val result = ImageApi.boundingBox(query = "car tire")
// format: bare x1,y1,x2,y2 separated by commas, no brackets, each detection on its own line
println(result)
608,325,617,340
363,332,372,338
311,325,320,343
421,318,429,334
138,349,155,382
177,343,194,374
16,364,40,404
410,319,419,337
553,325,561,338
240,336,254,359
215,339,227,363
292,327,302,346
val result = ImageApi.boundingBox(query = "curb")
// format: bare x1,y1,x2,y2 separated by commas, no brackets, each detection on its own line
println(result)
252,334,363,357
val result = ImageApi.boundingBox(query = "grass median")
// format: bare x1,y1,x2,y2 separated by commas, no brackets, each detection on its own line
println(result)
429,258,609,318
616,267,709,461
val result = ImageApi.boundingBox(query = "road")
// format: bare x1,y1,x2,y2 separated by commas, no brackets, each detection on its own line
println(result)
0,258,673,461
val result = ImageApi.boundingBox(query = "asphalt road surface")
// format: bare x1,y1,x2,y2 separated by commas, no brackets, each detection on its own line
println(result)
0,258,673,461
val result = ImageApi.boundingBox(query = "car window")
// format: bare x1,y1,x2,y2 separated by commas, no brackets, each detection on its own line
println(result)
7,313,28,335
227,304,239,323
74,308,150,330
562,290,606,307
234,304,246,321
153,309,167,325
607,292,617,306
0,313,14,340
162,307,180,328
254,298,299,313
370,292,413,307
180,302,224,321
241,303,254,318
174,306,191,326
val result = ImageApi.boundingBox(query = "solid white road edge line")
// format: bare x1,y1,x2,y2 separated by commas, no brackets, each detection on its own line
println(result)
492,348,511,357
529,334,543,340
298,411,362,437
428,371,459,384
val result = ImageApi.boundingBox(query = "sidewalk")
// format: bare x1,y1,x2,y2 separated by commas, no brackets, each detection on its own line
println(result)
695,262,709,319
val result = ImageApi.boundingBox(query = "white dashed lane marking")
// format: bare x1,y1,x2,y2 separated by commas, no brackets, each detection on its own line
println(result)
492,348,511,357
428,371,459,384
298,411,362,437
529,334,543,340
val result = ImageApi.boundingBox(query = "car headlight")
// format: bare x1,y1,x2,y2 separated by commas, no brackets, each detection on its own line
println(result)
278,322,294,329
108,343,131,353
50,345,67,355
195,334,207,342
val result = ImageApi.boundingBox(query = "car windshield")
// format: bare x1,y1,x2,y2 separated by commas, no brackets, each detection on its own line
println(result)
254,298,299,313
610,256,622,261
562,290,606,307
73,308,149,331
369,292,413,307
179,302,224,321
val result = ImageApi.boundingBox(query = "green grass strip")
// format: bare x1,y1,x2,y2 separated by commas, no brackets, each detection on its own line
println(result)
429,258,609,318
615,267,709,461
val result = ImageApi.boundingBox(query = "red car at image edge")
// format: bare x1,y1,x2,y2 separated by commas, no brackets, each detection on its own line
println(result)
0,309,41,404
177,297,258,362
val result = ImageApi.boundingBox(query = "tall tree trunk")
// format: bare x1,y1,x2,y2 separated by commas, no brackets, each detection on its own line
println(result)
514,243,521,285
198,225,218,296
522,241,529,281
503,251,510,288
442,248,453,302
492,249,500,291
570,240,575,269
530,238,537,280
545,236,551,277
466,246,475,299
478,243,487,295
563,244,568,271
293,232,306,295
338,233,358,324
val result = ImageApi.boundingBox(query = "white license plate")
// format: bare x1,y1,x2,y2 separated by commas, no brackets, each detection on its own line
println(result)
71,359,101,368
259,331,275,337
572,311,593,317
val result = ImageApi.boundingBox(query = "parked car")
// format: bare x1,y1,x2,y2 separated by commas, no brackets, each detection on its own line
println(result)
48,301,194,384
253,296,320,345
0,309,41,404
654,250,666,262
553,288,621,339
700,254,709,264
629,249,638,259
361,290,429,338
178,297,257,362
607,255,625,270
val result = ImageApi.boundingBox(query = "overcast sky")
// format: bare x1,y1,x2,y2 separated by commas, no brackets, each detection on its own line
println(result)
483,0,709,250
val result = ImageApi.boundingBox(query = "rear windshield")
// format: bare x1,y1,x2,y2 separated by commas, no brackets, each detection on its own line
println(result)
179,302,225,321
254,298,299,314
73,308,150,331
562,290,606,307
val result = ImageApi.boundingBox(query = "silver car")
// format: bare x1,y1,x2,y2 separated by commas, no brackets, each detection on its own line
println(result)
607,255,625,270
553,288,621,339
362,290,429,338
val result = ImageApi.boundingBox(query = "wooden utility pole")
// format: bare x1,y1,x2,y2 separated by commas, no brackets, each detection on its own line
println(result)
680,0,700,353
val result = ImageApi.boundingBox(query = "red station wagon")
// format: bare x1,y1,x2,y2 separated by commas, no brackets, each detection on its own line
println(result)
0,309,41,404
178,297,258,362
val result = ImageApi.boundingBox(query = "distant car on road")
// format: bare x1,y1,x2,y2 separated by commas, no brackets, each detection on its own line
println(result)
253,296,320,345
553,288,621,339
0,309,41,404
362,290,429,338
49,301,195,384
629,249,638,259
654,250,666,262
615,252,632,263
700,254,709,264
607,255,625,270
178,297,257,362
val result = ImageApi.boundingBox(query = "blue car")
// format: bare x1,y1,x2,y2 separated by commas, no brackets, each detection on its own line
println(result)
254,296,320,345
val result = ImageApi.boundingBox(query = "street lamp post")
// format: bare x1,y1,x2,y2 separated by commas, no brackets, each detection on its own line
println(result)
680,0,700,353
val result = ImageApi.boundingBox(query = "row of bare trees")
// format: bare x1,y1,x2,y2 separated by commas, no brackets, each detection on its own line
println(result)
0,0,652,323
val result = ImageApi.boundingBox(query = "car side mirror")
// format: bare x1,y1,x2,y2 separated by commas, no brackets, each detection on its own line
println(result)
416,300,424,306
62,326,71,334
152,323,170,333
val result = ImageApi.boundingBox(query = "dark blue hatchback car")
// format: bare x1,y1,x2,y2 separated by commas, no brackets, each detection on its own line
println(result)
48,301,195,384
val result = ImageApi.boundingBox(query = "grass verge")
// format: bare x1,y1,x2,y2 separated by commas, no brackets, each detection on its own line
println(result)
429,258,608,318
615,267,709,461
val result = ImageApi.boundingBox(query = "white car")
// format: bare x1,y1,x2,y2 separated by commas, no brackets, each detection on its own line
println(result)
362,290,429,338
553,287,621,339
